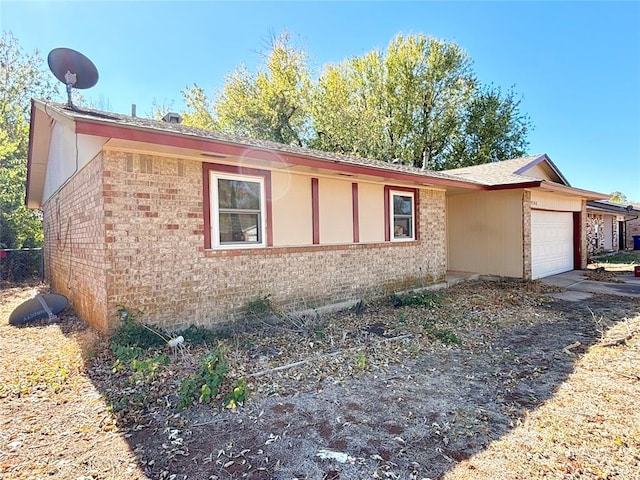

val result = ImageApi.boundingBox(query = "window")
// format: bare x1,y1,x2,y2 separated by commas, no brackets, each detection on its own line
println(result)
390,190,415,241
210,172,266,247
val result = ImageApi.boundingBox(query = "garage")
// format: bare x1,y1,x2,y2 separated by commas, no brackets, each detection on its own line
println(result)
531,210,574,279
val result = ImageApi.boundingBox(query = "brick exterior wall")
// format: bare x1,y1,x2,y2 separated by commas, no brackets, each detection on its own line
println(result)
58,150,447,331
628,217,640,250
586,212,620,256
522,190,532,279
42,153,109,331
579,200,588,269
587,212,605,256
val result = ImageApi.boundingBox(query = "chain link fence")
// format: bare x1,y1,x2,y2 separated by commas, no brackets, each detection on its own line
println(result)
0,248,44,287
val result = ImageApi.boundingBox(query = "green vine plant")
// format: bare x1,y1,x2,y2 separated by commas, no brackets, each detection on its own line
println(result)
113,306,249,411
224,378,248,411
178,349,229,410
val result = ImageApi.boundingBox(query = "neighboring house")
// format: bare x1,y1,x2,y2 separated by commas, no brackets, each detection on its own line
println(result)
443,155,606,279
26,101,605,331
626,203,640,250
585,201,639,256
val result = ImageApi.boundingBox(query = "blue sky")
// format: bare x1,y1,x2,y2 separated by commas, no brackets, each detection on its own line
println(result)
2,1,639,200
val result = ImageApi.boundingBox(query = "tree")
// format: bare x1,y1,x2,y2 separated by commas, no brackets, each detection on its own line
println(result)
178,32,530,171
608,191,629,204
448,85,530,169
311,34,477,168
182,32,312,146
310,53,390,158
0,31,57,248
311,33,529,169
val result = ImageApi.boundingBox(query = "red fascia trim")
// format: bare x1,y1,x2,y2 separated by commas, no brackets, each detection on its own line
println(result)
384,185,419,241
202,167,212,249
312,178,320,244
384,187,390,242
202,163,273,248
74,120,484,190
352,183,359,243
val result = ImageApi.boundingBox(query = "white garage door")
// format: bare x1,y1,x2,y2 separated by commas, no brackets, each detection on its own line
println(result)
531,210,574,279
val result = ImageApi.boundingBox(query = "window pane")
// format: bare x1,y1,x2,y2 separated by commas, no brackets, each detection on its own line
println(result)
392,193,414,240
393,217,412,238
219,213,261,243
393,195,413,215
218,179,261,210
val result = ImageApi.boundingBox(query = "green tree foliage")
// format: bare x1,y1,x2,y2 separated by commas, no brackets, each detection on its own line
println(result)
181,85,216,129
0,31,57,248
182,32,311,146
450,85,531,168
312,34,530,169
608,191,629,204
183,32,530,171
311,34,479,168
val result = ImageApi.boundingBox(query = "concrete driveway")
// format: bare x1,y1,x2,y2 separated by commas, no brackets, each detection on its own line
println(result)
542,270,640,299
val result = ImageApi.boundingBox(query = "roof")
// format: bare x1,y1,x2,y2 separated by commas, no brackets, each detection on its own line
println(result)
442,154,606,200
30,100,476,185
587,200,640,216
443,154,569,186
27,99,608,207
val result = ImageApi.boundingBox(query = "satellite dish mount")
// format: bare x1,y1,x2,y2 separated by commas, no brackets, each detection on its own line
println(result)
47,48,99,107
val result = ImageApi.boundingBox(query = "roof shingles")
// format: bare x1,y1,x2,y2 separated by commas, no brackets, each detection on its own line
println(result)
442,155,546,185
42,101,475,185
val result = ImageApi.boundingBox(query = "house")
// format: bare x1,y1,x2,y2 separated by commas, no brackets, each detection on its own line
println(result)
585,201,639,256
624,203,640,250
26,101,605,331
443,155,606,279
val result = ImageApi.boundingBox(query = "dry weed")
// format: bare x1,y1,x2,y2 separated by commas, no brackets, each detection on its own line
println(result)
444,314,640,480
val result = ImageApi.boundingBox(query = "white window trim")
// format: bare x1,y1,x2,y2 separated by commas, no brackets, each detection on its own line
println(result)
389,189,415,242
210,171,266,249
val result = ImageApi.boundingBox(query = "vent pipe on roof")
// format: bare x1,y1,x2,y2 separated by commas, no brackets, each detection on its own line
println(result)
162,112,183,124
131,104,137,117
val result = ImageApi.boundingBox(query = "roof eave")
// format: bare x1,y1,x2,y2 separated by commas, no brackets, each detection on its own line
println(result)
486,180,542,190
73,118,486,190
587,200,640,215
536,181,607,200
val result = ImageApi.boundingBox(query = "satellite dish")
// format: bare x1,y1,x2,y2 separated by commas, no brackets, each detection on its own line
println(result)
47,48,99,107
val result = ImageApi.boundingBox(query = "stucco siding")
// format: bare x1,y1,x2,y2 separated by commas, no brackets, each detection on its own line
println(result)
271,171,313,246
358,183,385,243
318,177,353,244
447,190,524,277
522,164,551,181
530,191,582,212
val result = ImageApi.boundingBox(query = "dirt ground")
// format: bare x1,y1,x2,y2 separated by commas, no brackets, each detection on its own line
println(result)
1,279,639,480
